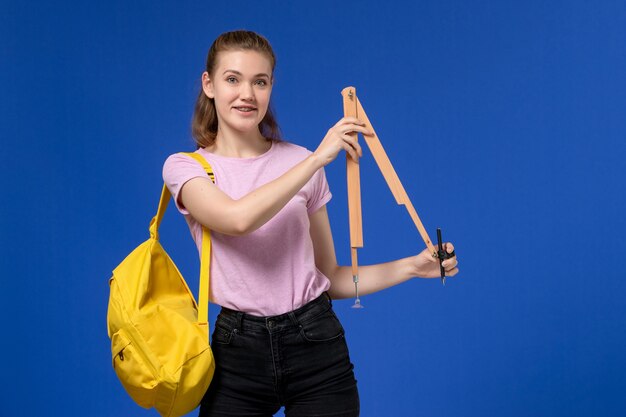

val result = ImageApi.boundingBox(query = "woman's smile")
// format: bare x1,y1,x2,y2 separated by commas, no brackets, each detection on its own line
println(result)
233,105,258,115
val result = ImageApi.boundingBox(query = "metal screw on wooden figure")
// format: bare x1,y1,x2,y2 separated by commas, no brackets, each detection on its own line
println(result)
342,87,456,307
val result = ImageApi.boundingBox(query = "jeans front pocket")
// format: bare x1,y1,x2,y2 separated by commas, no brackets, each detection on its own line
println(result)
300,309,345,342
211,321,236,345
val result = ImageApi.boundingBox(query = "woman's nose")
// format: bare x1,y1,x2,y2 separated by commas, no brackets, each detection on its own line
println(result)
240,84,254,101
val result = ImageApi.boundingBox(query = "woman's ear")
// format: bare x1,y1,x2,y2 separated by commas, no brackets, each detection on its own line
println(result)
201,72,214,99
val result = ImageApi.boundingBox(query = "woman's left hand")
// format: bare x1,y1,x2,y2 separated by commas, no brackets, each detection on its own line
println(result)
412,242,459,279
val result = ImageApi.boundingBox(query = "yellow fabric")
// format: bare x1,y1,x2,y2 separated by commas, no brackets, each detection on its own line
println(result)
182,152,215,325
107,152,215,417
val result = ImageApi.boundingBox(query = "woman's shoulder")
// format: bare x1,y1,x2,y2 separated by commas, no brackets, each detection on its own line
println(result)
272,139,313,157
162,150,207,180
163,150,198,168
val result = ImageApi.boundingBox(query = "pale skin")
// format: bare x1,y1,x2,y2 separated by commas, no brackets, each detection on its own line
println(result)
180,49,459,300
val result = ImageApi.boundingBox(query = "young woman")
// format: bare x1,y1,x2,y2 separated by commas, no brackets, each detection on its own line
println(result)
163,30,458,417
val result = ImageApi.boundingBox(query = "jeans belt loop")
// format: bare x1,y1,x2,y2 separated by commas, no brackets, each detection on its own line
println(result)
235,311,244,333
287,311,301,328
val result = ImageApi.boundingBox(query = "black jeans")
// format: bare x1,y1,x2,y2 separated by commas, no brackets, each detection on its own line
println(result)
199,292,360,417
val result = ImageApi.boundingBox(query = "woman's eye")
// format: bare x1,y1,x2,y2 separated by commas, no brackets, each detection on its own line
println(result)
226,77,237,83
255,79,267,86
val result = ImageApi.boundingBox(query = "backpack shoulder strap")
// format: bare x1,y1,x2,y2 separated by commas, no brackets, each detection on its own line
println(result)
180,152,215,326
183,152,215,183
148,184,171,240
148,152,214,239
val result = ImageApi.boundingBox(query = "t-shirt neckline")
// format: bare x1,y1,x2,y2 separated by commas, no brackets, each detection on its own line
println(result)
199,139,276,162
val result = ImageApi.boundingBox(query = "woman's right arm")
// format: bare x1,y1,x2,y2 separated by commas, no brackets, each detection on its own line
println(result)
179,117,369,236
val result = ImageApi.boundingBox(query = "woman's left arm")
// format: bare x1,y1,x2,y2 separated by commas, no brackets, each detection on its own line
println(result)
309,205,459,300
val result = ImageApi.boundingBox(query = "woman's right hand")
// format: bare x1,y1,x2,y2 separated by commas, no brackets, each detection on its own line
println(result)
312,117,371,167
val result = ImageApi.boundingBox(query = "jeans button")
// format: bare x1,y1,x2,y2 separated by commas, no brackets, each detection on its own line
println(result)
268,320,275,329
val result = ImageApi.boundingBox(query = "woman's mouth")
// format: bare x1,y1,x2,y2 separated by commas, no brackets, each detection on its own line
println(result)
234,106,257,113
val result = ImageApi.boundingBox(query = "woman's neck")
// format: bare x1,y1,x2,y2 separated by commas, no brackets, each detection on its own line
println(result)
207,128,271,158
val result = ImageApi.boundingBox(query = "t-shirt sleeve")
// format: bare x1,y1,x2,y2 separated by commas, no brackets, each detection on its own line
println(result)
162,153,210,215
307,167,332,215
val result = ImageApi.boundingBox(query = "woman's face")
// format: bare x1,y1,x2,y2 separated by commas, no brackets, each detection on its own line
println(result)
202,49,273,138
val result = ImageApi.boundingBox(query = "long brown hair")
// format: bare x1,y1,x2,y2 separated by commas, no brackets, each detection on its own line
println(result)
191,30,282,149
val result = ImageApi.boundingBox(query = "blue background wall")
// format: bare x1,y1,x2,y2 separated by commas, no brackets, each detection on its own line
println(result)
2,1,625,416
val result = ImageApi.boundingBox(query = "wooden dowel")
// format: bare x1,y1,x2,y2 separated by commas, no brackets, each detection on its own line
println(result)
351,248,359,278
342,87,363,251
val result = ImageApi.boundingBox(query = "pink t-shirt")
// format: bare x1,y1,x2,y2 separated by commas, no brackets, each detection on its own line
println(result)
162,139,332,316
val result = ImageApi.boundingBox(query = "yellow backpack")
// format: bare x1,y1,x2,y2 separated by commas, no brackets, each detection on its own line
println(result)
107,152,215,417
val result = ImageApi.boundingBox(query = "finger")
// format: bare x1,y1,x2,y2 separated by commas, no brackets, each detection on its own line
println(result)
339,126,371,153
339,123,371,136
341,134,363,158
444,242,455,254
445,267,459,277
336,117,365,127
345,145,359,162
350,122,373,136
442,258,458,269
339,135,359,160
354,125,373,137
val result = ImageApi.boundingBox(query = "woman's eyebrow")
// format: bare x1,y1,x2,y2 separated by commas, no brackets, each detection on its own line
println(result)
223,69,270,78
